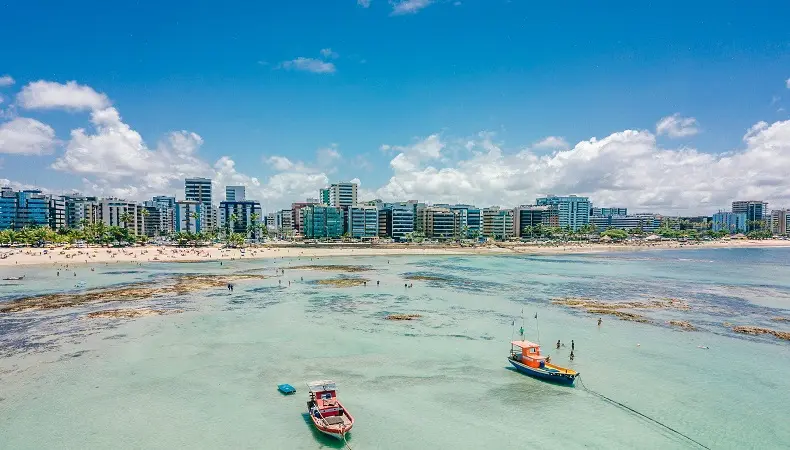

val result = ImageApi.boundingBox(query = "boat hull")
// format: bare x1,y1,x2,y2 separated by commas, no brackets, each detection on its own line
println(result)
508,357,577,385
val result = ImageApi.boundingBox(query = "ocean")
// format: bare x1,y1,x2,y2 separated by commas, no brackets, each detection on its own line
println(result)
1,248,789,449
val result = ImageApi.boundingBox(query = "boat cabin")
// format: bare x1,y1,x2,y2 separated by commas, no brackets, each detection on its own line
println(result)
308,380,343,418
510,340,548,369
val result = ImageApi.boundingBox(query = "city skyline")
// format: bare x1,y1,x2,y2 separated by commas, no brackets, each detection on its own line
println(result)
2,2,790,213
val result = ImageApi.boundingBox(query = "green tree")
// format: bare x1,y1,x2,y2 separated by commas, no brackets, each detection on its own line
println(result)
601,228,628,240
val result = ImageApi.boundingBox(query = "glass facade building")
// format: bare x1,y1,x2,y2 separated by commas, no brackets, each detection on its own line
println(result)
303,205,344,238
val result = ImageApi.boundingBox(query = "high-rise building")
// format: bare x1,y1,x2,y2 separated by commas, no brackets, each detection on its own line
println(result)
99,198,139,233
770,209,790,235
446,204,481,238
185,177,213,228
378,202,416,241
48,197,66,230
0,187,19,230
302,205,344,239
482,207,514,240
291,200,320,235
147,196,176,235
319,188,330,205
424,207,457,240
590,213,661,232
536,195,590,231
732,201,768,231
174,200,204,233
327,182,358,208
590,207,628,217
347,205,379,239
219,200,263,239
265,213,276,232
275,209,293,238
62,194,100,229
712,211,747,233
225,185,246,202
513,205,557,236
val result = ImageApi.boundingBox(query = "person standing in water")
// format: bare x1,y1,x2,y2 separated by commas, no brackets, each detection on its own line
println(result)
598,318,602,326
570,350,575,361
571,340,575,351
556,340,561,349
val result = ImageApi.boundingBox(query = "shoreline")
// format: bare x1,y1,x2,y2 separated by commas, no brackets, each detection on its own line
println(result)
2,239,789,267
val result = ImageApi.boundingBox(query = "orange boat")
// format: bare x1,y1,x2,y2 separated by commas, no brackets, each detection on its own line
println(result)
508,340,579,385
306,380,354,440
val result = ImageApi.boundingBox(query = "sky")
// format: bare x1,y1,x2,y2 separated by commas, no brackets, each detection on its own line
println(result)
1,0,790,214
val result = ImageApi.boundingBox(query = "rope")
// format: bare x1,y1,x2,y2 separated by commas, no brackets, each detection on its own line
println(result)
577,376,710,449
342,433,352,450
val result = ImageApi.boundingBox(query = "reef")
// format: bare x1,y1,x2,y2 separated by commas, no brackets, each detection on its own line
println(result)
84,308,184,319
403,274,448,281
313,277,370,288
731,326,790,341
668,320,697,331
289,265,372,272
384,314,422,321
0,274,265,313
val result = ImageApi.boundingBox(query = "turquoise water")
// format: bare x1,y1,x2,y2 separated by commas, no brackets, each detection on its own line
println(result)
1,249,789,449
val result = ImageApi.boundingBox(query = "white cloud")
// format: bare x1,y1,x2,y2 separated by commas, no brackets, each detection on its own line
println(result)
373,120,790,214
532,136,569,150
391,0,433,15
0,117,57,155
357,0,371,7
656,113,699,138
0,75,14,87
17,80,110,111
278,57,336,74
320,48,339,59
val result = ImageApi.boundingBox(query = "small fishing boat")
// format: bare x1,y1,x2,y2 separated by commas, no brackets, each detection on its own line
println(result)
306,380,354,440
278,383,296,395
2,275,24,281
508,340,578,385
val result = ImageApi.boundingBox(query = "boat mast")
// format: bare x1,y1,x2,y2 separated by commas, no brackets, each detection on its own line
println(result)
534,312,541,344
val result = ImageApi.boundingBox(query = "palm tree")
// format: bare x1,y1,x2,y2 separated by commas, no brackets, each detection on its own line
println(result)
522,225,533,239
189,211,201,233
228,212,239,235
249,212,261,241
119,211,134,230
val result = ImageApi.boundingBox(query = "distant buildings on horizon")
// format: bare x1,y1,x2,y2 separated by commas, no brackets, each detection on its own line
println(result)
2,180,789,240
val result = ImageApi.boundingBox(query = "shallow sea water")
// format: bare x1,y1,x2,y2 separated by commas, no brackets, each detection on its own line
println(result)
1,248,789,449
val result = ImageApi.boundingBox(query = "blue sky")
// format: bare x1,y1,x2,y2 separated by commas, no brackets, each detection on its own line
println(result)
1,0,790,213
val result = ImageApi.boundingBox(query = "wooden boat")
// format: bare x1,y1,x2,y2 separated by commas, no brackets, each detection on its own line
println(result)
2,275,24,281
306,380,354,440
508,340,578,385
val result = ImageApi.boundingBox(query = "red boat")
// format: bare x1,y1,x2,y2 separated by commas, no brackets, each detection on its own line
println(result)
306,380,354,440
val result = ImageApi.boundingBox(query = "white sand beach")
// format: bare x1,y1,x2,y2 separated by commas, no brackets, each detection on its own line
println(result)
2,239,789,267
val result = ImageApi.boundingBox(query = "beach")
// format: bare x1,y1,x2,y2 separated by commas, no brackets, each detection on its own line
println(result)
2,238,790,267
1,249,789,449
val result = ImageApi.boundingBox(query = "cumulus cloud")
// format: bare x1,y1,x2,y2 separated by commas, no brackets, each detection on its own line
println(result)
656,113,700,138
0,75,15,87
373,120,790,214
278,57,336,74
532,136,569,150
0,117,57,155
391,0,433,15
357,0,371,7
320,48,339,59
17,80,110,111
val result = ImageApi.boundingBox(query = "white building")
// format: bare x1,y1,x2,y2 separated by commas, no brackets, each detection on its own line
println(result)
225,185,246,202
99,198,139,234
328,182,358,207
275,209,293,238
